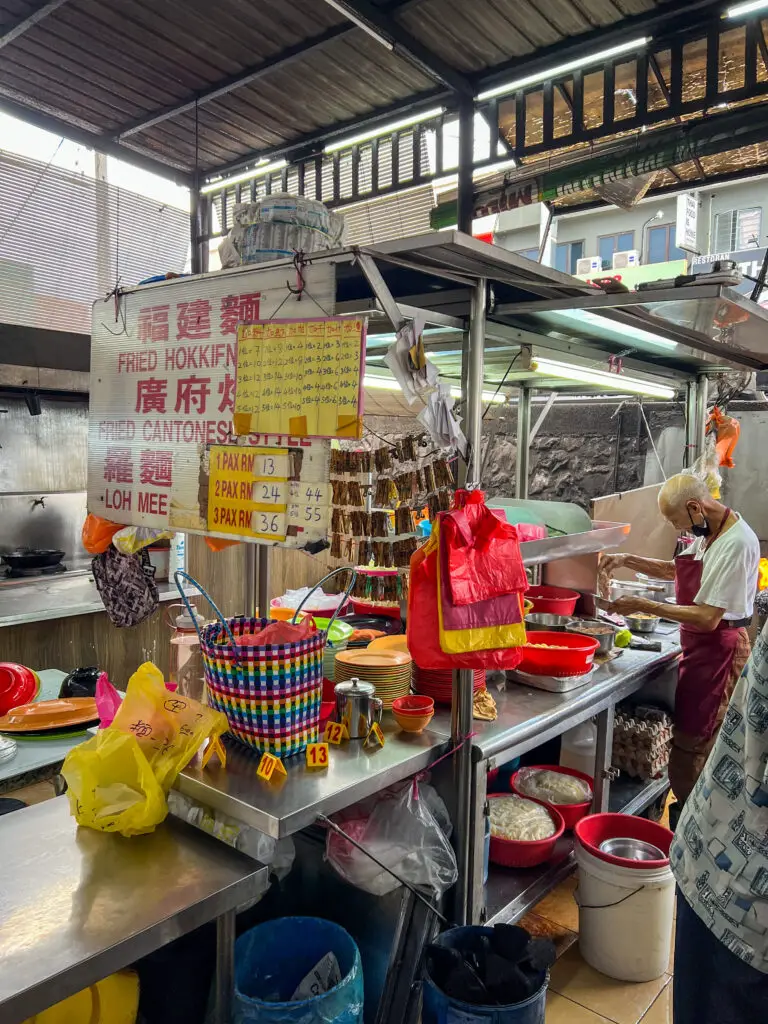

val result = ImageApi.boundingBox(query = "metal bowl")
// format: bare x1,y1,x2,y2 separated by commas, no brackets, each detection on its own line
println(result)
636,573,676,600
627,613,661,634
599,837,665,861
566,619,616,656
525,613,576,632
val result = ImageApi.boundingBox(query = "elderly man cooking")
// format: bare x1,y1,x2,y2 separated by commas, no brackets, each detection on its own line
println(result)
600,473,759,817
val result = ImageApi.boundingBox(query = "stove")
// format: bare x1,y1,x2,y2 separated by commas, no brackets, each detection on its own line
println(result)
3,563,68,580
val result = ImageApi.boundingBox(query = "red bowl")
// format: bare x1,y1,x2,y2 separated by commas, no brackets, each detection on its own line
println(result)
527,585,580,615
510,765,594,830
575,813,673,869
519,631,599,677
392,695,434,715
351,599,401,619
488,795,565,868
0,663,39,716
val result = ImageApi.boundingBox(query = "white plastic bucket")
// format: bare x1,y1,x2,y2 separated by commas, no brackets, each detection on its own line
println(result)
575,840,674,982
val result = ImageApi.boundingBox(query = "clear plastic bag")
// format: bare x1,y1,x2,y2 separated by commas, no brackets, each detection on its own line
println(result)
326,781,457,897
514,768,592,805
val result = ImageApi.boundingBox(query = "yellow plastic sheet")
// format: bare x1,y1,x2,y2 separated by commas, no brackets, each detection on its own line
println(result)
62,662,228,837
25,969,139,1023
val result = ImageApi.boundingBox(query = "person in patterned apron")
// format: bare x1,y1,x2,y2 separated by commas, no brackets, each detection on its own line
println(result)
600,474,759,824
670,623,768,1022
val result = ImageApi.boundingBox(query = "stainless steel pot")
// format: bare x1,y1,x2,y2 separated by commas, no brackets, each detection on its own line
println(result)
525,613,576,632
566,618,616,656
627,614,661,634
635,573,676,600
334,677,383,740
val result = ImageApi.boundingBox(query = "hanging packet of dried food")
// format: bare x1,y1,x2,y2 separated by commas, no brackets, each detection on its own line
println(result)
374,447,393,473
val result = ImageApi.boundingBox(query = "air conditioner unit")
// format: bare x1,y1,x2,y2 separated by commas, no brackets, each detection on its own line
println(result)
576,256,602,275
612,250,640,270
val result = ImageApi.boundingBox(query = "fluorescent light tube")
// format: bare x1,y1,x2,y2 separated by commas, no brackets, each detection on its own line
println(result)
532,358,675,398
201,159,287,194
363,374,506,403
478,37,650,101
324,107,445,153
727,1,768,16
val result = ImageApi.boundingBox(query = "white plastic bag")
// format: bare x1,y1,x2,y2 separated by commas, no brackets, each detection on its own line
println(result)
326,781,457,897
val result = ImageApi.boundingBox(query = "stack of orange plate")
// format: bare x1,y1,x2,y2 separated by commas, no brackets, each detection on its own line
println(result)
334,649,412,709
0,697,99,733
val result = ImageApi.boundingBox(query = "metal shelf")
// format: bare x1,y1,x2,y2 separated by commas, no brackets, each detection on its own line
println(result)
484,773,670,926
519,521,630,566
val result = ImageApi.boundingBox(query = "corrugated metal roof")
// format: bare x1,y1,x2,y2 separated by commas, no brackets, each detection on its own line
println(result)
0,0,679,179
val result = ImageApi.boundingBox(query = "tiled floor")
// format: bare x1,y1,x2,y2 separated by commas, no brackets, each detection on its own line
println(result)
525,832,674,1024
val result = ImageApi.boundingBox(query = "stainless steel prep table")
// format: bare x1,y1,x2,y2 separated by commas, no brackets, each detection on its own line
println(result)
177,715,453,839
0,797,267,1024
469,634,682,924
0,575,192,627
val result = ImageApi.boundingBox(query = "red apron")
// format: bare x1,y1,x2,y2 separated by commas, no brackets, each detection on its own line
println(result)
674,509,744,739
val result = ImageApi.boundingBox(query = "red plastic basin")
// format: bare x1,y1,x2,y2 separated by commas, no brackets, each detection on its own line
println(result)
519,631,599,677
527,585,580,615
488,795,565,868
575,813,673,869
510,765,594,830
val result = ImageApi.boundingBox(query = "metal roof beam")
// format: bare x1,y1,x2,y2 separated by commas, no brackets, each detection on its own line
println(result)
321,0,474,97
110,0,428,141
114,23,351,139
0,95,194,186
0,0,69,51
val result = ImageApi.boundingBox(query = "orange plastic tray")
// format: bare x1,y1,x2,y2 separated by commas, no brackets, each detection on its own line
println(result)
0,697,99,732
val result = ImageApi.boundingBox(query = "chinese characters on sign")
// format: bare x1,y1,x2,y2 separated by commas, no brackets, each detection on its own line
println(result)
205,443,331,546
88,262,337,542
233,317,365,440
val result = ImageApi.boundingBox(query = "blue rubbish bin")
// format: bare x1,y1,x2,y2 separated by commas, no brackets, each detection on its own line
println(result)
234,917,364,1024
422,927,548,1024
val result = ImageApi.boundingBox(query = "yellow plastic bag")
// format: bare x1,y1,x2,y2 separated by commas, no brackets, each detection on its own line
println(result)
25,969,139,1024
63,729,167,836
110,662,227,791
62,662,228,837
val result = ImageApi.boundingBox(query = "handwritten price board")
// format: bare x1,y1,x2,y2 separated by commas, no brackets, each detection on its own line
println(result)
205,442,331,548
233,317,366,440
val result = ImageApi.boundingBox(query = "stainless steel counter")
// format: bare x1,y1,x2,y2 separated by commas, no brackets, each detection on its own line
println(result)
178,716,452,839
0,575,192,627
0,797,267,1024
472,634,682,762
177,634,681,841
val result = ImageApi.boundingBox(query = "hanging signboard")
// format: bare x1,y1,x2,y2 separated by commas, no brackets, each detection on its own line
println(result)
87,261,340,548
675,193,699,254
233,316,365,439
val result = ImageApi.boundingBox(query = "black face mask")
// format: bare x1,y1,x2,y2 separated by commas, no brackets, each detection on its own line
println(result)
687,507,711,538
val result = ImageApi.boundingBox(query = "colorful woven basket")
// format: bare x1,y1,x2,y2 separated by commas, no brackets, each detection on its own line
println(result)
200,616,325,758
175,566,356,760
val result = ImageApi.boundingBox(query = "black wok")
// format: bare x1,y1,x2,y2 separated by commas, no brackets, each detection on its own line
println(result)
1,548,66,570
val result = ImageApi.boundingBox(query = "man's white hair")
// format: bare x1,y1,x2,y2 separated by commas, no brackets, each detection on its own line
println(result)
658,473,710,512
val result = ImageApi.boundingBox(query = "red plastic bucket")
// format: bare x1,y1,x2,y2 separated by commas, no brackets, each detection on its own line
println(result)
526,585,580,615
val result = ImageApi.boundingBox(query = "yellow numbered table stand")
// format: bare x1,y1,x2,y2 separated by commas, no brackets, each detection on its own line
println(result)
256,752,288,783
306,742,330,770
364,722,386,749
324,720,350,745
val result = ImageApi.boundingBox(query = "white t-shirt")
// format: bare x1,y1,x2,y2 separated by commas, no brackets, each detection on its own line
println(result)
682,513,760,620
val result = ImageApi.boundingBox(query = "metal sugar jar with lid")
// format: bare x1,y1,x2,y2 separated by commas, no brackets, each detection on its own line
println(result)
334,676,383,739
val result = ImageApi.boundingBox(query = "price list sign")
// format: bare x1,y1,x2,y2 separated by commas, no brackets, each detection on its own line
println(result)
205,442,331,548
233,317,366,440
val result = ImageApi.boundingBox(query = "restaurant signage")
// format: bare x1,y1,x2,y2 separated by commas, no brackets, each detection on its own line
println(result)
88,263,337,548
